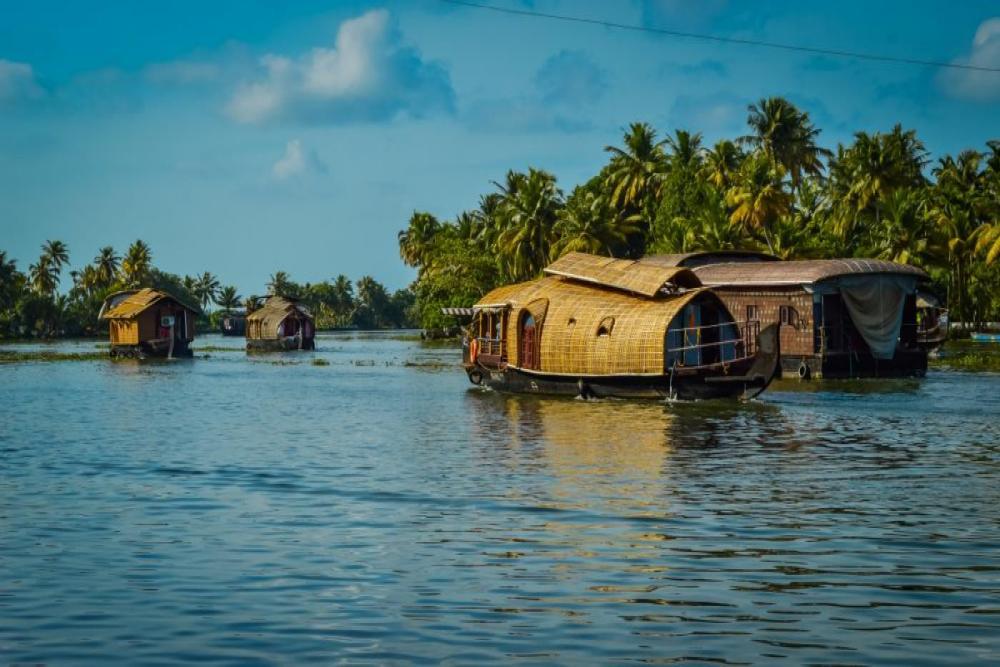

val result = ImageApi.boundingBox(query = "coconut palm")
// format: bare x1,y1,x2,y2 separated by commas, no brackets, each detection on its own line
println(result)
726,152,793,254
398,212,441,268
121,240,152,288
267,271,293,297
0,251,23,310
215,285,242,311
93,246,120,287
551,188,641,258
603,122,669,211
741,97,831,190
664,129,704,171
701,140,744,190
495,168,563,281
42,240,69,271
29,256,59,296
193,272,220,310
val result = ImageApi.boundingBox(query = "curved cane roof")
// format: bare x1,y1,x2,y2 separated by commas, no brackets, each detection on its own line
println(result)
99,288,199,320
543,252,701,297
691,258,927,286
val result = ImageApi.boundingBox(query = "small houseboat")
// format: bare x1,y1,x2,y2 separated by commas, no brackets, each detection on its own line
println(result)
649,253,930,378
462,252,779,400
220,312,246,336
245,295,315,351
99,288,199,359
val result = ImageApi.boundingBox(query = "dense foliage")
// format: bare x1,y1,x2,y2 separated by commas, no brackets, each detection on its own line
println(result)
400,97,1000,329
0,241,415,338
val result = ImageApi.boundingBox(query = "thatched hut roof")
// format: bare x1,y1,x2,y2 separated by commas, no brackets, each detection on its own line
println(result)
99,288,199,320
246,296,313,339
543,252,701,297
475,276,711,376
691,258,927,287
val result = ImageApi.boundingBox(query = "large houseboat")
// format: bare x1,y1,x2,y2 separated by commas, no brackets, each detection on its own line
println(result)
462,252,779,400
645,251,931,378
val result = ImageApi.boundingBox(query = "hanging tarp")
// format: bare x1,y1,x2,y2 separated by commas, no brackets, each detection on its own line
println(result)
838,275,917,359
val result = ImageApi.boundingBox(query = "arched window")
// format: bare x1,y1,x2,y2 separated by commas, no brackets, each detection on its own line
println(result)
596,316,615,337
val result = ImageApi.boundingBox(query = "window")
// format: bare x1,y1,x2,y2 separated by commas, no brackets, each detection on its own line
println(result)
780,305,798,327
746,305,760,322
596,316,614,337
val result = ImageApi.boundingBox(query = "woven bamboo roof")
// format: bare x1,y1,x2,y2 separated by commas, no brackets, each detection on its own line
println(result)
543,252,700,297
99,288,198,320
692,258,927,286
476,276,710,375
246,296,313,339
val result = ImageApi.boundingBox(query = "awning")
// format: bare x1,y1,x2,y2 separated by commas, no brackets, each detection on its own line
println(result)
441,307,475,316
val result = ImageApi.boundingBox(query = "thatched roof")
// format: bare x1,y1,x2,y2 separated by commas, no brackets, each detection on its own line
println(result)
692,258,927,286
544,252,701,297
476,276,712,376
246,296,312,339
99,288,199,320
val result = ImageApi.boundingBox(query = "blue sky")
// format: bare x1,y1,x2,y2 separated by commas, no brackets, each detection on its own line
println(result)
1,0,998,294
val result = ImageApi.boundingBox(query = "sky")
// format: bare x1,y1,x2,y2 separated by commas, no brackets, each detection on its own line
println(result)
1,0,998,295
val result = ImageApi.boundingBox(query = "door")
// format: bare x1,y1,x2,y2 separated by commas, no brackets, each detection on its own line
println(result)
520,314,538,370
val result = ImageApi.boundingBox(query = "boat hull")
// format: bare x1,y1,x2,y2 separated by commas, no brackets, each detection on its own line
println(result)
465,324,780,401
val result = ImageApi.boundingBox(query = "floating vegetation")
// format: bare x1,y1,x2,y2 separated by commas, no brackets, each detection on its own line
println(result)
931,343,1000,373
0,350,107,364
192,346,243,353
311,358,330,366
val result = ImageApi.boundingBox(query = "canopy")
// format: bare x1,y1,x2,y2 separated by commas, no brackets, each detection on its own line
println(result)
838,275,918,359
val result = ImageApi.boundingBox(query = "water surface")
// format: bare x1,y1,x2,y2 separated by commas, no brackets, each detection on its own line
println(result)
2,333,999,664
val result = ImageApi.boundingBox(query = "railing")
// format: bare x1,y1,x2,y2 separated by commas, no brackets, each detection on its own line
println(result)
474,336,506,358
667,319,759,367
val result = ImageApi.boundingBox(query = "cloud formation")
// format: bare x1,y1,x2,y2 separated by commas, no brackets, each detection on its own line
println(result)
534,50,607,106
271,139,327,180
940,17,1000,101
145,60,221,85
0,59,43,104
227,9,454,124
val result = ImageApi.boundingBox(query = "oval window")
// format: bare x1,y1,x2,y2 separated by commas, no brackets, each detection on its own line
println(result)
596,316,614,337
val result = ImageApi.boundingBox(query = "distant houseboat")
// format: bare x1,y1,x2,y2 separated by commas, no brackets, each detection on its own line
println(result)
220,312,246,336
646,252,930,378
99,288,199,359
462,252,779,400
245,296,315,351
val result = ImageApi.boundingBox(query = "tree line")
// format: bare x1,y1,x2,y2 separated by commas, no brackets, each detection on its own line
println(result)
399,96,1000,329
0,240,415,338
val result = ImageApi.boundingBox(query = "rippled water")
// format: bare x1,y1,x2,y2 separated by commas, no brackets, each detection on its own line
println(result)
2,333,999,664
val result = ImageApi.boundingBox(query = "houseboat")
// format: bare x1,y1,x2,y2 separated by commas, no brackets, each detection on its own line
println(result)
98,288,199,359
245,295,315,351
646,252,930,378
220,312,246,336
462,252,780,400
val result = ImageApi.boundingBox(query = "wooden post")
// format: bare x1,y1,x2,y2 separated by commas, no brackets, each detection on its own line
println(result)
168,319,175,359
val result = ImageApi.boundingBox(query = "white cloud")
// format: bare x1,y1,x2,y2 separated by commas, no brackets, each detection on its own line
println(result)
227,9,453,124
271,139,327,180
940,17,1000,102
145,60,220,85
0,59,43,104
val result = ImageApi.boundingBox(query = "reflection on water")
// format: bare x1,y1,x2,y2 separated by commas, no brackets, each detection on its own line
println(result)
1,333,998,664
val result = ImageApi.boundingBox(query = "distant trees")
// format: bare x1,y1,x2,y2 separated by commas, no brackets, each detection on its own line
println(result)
0,239,414,338
399,97,1000,329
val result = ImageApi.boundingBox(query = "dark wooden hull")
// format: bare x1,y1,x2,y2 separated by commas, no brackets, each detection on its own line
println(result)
778,348,928,379
110,342,193,360
465,324,780,401
246,337,315,352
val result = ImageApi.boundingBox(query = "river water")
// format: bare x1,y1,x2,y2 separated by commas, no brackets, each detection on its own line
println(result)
1,333,998,665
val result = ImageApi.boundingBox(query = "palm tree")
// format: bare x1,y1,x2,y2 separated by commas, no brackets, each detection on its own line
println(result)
121,240,152,288
42,240,69,271
330,274,355,325
93,246,120,287
872,188,931,264
193,272,220,310
398,212,441,269
741,97,830,190
267,271,293,297
215,285,242,311
29,256,59,296
664,129,704,171
551,188,641,258
603,122,669,211
0,251,23,310
701,140,744,191
495,168,563,281
726,152,793,254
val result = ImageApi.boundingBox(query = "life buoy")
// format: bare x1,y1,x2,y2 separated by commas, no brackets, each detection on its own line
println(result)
798,361,811,379
469,338,479,364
